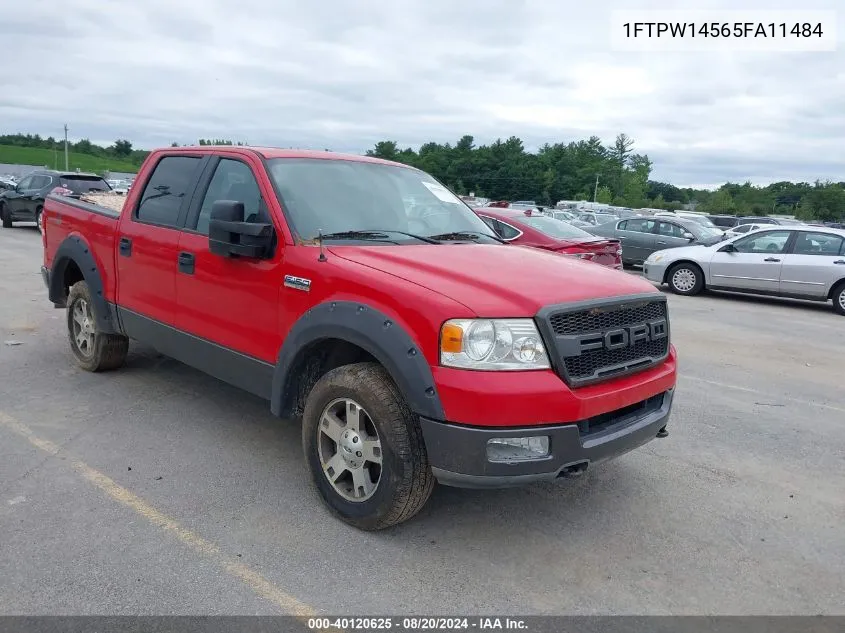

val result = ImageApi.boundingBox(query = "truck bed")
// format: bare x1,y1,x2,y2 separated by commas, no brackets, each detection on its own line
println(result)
43,194,121,305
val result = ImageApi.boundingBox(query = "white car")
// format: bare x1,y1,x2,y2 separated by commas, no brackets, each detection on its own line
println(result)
723,223,768,238
643,226,845,316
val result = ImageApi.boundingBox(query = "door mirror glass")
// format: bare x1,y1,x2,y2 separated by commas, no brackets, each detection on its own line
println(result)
208,200,274,259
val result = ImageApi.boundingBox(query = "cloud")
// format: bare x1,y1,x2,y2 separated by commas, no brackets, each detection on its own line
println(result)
1,0,843,187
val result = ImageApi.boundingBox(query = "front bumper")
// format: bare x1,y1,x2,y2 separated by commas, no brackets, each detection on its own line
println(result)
420,388,673,488
643,260,668,284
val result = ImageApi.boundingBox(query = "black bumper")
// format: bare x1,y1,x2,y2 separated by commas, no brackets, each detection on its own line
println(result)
419,389,673,488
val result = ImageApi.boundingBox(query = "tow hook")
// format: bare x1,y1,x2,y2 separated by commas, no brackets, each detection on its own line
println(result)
656,426,669,438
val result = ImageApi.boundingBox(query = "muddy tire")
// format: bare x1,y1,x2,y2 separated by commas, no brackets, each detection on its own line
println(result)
302,362,435,530
67,281,129,372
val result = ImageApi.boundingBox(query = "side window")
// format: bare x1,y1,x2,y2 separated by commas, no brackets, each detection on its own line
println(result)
733,230,792,254
657,221,685,238
792,232,844,256
733,224,751,234
136,156,203,228
16,175,34,189
497,220,521,240
617,220,627,230
195,159,262,234
478,215,500,236
30,175,50,189
624,219,655,233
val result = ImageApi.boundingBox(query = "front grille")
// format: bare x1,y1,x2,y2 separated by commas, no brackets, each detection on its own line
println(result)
550,300,666,336
542,297,669,387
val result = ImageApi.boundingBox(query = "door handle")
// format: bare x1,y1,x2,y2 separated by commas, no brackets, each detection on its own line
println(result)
764,257,781,262
119,237,132,257
178,251,195,275
656,240,667,245
834,260,845,265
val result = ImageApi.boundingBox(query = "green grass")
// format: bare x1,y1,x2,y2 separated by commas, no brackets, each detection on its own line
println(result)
0,145,139,174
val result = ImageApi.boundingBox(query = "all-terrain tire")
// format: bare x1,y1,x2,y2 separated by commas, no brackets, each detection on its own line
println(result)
67,280,129,371
302,362,435,530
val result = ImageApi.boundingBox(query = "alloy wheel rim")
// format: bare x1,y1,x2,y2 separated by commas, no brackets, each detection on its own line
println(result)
672,269,696,292
317,398,382,502
839,289,845,311
71,299,95,357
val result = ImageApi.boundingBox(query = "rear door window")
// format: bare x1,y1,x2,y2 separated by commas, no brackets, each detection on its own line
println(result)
136,156,203,228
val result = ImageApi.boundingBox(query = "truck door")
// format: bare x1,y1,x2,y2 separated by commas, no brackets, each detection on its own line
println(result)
174,156,284,371
116,155,206,331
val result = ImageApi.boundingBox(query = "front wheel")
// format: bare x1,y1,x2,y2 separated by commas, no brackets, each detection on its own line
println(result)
0,204,11,228
67,281,129,371
302,362,434,530
667,262,704,296
832,282,845,316
35,207,43,234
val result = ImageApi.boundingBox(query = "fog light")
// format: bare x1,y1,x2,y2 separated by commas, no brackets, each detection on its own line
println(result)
486,436,550,463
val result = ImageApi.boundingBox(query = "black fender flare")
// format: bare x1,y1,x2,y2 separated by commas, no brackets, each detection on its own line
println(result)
271,301,445,421
49,235,120,334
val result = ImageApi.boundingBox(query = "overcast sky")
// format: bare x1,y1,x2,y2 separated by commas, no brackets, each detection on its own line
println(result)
2,0,842,187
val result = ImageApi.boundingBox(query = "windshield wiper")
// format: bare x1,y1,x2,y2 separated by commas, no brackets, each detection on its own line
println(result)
428,231,506,244
317,230,441,244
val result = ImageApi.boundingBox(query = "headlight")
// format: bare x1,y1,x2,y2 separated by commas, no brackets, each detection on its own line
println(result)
647,253,664,263
440,319,550,370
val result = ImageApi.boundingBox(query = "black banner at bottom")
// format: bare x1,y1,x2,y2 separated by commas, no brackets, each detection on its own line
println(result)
0,616,840,633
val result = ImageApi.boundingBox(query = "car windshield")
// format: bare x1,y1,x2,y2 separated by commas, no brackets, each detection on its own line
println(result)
521,216,595,239
687,223,725,240
59,176,111,194
685,215,717,228
594,213,616,224
266,158,500,244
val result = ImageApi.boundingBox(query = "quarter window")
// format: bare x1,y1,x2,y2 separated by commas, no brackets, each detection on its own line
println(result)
136,156,203,228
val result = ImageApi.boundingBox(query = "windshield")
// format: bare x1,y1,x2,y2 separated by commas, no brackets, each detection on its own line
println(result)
687,223,725,239
684,215,717,228
267,158,499,243
521,216,595,239
60,176,111,194
593,213,617,224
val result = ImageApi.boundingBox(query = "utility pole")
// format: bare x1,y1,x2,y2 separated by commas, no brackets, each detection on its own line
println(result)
593,174,600,202
63,124,69,170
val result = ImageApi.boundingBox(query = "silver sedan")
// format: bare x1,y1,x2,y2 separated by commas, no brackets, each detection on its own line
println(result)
643,226,845,315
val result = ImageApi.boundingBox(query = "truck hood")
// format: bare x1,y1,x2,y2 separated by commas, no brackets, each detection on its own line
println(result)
329,243,658,316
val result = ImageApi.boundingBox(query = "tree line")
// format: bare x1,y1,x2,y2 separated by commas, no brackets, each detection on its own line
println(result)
366,134,845,222
2,132,843,221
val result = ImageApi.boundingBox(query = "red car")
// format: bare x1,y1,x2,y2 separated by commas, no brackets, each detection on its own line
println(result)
475,207,623,269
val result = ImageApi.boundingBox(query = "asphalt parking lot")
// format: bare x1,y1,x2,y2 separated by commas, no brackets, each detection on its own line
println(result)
1,224,843,616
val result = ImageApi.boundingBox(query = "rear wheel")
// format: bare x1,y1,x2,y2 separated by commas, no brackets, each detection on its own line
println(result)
302,362,434,530
67,281,129,371
0,204,11,228
667,262,704,296
35,206,43,234
832,282,845,316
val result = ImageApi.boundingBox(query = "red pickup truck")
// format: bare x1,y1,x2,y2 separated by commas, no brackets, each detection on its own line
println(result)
41,146,676,530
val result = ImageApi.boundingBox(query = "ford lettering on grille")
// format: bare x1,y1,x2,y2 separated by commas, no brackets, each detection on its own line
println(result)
537,295,670,387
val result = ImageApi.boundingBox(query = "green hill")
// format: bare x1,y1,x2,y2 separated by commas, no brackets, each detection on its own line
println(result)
0,145,139,174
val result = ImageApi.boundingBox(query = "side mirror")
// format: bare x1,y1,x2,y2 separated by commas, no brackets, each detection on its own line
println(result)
719,243,737,253
208,200,274,259
683,232,695,241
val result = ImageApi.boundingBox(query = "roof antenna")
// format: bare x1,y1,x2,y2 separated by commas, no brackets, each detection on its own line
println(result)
317,229,327,262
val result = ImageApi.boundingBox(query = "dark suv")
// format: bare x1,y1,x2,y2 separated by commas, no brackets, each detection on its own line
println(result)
0,170,111,230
